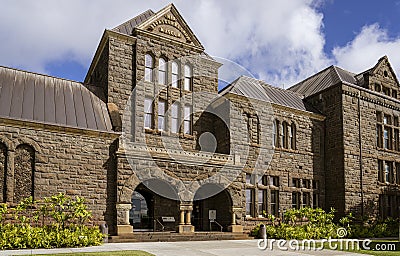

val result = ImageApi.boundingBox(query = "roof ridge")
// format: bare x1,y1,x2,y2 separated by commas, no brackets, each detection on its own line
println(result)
0,65,83,84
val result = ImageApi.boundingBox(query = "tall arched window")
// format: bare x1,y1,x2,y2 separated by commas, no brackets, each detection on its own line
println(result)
272,120,277,147
14,144,35,202
0,143,7,203
158,58,167,85
281,122,288,149
145,54,154,82
184,64,192,91
171,61,179,88
290,123,296,150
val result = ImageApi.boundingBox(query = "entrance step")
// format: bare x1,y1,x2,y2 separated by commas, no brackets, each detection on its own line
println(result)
109,231,251,243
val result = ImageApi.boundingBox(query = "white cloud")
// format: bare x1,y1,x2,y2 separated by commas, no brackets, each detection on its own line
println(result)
1,1,399,87
333,23,400,76
0,0,330,86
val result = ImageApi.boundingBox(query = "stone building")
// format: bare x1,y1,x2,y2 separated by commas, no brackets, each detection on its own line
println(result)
0,4,399,235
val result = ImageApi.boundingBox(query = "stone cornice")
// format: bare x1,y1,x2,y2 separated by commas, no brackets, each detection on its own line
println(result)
0,116,120,139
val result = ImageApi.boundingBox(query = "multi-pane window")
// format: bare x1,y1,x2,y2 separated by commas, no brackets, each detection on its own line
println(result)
269,176,279,187
379,160,394,184
171,61,179,88
145,54,154,82
170,102,179,133
258,190,266,217
184,64,192,91
270,190,279,216
144,98,153,129
158,100,166,131
377,112,399,151
245,189,253,217
302,192,311,208
292,192,301,209
313,194,319,209
380,195,396,218
183,104,192,134
158,58,167,85
274,120,296,150
292,178,301,188
302,179,311,189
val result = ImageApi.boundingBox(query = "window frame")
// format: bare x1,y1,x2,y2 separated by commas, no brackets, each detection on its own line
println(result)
171,61,179,88
184,64,193,91
144,54,154,82
144,97,154,129
158,57,167,85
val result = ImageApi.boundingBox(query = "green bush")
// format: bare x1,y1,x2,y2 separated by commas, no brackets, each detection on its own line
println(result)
251,207,340,240
345,216,398,238
0,193,104,249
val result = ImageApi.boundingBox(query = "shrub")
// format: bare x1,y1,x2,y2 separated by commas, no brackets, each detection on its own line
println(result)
251,207,340,240
0,193,104,249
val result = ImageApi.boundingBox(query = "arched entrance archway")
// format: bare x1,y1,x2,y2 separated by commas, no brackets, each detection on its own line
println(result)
130,179,180,232
193,184,232,231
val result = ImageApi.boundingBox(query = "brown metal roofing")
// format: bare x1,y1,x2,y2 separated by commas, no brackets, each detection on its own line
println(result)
288,66,357,97
219,76,319,113
112,9,155,35
0,66,112,132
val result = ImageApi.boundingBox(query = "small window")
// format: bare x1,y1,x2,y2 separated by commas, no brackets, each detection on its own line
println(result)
245,189,254,217
383,87,391,96
144,97,153,129
145,54,154,82
312,180,319,190
313,193,319,208
184,64,192,91
281,122,288,148
272,120,277,147
158,100,166,131
292,178,301,188
302,192,311,208
171,61,179,88
292,192,301,209
290,123,296,150
302,179,311,189
375,83,381,92
378,160,384,182
385,161,394,184
384,70,388,77
384,127,392,149
170,102,179,133
246,174,254,184
258,190,266,216
394,116,399,127
377,125,383,148
269,176,279,187
270,190,279,216
396,163,400,185
158,58,167,85
183,104,192,134
393,90,398,99
384,114,391,125
376,111,382,123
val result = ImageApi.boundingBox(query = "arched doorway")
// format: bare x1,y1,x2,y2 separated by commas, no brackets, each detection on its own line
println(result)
129,179,180,232
129,184,153,231
193,184,232,231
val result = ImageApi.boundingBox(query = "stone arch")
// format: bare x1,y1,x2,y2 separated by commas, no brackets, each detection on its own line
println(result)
14,144,35,202
0,136,14,151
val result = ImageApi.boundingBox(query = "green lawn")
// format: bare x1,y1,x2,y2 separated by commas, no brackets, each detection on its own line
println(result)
26,251,154,256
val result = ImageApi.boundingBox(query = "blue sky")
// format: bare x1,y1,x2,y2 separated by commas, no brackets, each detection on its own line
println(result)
1,0,400,88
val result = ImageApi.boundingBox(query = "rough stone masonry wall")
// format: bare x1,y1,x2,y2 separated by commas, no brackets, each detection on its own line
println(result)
0,120,118,227
341,84,400,218
307,85,346,216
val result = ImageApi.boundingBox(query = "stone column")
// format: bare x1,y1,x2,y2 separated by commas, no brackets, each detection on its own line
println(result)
186,210,191,225
116,203,133,235
180,210,185,225
228,207,243,233
178,203,194,233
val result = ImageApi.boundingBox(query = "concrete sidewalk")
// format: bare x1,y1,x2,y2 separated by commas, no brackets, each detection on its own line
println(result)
0,240,364,256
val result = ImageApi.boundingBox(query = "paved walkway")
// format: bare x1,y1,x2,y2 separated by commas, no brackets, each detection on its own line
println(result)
0,240,364,256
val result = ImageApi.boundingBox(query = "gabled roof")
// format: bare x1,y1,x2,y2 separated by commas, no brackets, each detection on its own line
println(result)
288,66,357,97
220,76,320,114
0,66,113,132
112,9,155,35
112,4,203,49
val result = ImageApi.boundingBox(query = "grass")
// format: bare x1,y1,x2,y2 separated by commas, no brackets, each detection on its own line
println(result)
27,251,154,256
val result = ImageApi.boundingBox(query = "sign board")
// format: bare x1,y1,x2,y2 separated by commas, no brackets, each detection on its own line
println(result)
161,216,175,222
209,210,216,221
